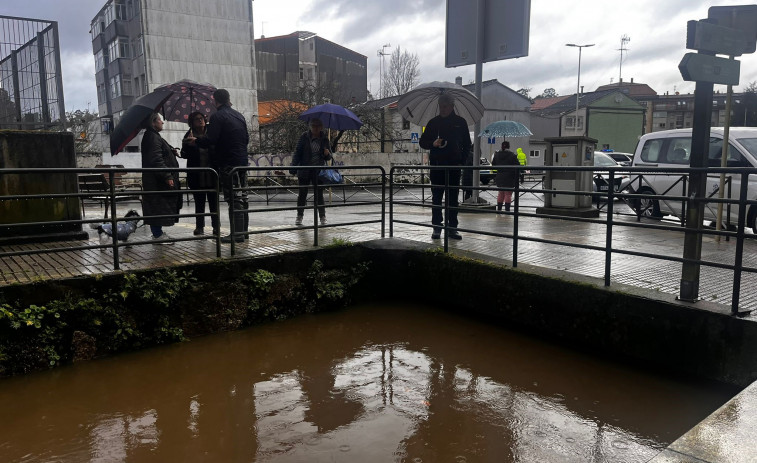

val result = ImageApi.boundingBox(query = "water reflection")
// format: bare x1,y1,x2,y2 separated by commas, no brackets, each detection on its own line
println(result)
0,303,735,462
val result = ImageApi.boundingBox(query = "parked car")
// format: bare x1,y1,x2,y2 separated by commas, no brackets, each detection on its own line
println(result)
479,157,496,185
604,151,634,166
592,151,631,196
630,127,757,231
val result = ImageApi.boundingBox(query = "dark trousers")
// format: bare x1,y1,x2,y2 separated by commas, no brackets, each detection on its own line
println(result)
429,167,461,229
192,191,220,230
297,175,326,217
220,167,248,233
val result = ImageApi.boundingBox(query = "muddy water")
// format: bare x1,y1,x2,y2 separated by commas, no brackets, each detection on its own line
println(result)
0,303,735,462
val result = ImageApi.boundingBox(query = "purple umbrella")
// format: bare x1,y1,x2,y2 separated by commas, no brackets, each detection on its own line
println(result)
298,103,363,130
155,79,217,123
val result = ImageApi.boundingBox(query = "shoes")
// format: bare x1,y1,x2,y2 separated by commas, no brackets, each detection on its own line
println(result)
431,229,441,240
193,228,204,236
319,216,327,225
447,231,462,240
212,228,220,236
221,234,244,243
151,233,174,245
295,216,303,227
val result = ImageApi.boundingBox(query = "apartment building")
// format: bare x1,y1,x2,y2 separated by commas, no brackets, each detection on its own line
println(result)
90,0,258,151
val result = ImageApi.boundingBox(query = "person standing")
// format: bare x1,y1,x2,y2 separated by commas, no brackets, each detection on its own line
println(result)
492,141,520,214
419,93,472,240
290,118,331,226
140,112,181,243
516,147,527,183
181,111,219,236
192,89,249,243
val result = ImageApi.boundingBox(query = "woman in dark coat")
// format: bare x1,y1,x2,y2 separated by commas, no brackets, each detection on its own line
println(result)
491,140,520,213
290,118,332,226
141,112,181,242
180,111,219,235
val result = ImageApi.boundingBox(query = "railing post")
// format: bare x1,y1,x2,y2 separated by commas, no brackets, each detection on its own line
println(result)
313,167,320,247
107,170,120,270
381,167,387,238
513,172,519,268
604,170,615,286
443,167,449,253
214,170,222,257
731,172,749,315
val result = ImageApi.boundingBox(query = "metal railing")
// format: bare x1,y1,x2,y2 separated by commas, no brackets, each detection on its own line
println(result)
389,164,757,315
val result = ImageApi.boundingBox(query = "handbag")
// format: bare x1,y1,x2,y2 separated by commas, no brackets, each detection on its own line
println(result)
317,161,343,185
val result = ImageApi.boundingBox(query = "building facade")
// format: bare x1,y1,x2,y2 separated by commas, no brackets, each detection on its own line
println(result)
90,0,258,151
255,32,367,105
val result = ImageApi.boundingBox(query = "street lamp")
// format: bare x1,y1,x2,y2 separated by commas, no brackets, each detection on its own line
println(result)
566,43,594,134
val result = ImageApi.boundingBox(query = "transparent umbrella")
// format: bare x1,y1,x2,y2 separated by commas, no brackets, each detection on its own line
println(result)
479,120,533,138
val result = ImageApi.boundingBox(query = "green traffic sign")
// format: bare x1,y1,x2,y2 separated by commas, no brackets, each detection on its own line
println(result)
678,53,740,85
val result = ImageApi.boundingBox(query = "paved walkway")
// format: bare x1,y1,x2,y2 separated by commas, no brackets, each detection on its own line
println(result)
1,194,756,315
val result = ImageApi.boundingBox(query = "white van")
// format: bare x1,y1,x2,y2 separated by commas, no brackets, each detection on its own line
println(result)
630,127,757,231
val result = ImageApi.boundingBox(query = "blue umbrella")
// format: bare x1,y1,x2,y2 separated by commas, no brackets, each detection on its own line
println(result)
298,103,363,130
479,120,533,138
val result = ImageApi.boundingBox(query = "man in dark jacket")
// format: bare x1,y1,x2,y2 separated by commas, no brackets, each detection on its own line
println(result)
290,118,332,226
193,89,249,243
419,93,471,240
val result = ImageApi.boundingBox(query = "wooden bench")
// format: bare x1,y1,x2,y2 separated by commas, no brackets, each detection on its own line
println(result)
78,173,142,218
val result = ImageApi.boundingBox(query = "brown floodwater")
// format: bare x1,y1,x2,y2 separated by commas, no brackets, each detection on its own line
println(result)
0,303,736,462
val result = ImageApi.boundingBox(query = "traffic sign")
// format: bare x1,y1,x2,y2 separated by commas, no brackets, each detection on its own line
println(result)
709,5,757,54
678,52,740,85
487,137,496,144
410,132,419,144
686,20,746,56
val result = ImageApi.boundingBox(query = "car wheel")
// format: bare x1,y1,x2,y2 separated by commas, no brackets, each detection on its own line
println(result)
635,187,662,219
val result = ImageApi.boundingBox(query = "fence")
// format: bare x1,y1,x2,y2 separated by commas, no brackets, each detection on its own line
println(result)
1,164,756,313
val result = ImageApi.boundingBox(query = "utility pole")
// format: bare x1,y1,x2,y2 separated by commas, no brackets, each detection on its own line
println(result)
618,35,630,85
377,44,391,98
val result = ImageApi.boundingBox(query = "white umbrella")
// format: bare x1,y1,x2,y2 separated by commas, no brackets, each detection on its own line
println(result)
396,81,485,126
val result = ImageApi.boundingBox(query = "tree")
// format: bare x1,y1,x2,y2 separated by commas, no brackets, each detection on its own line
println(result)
733,81,757,126
382,46,420,98
540,88,558,98
516,88,532,100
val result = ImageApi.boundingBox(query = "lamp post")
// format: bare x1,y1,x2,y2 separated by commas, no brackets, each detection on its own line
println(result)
377,43,391,99
566,43,594,134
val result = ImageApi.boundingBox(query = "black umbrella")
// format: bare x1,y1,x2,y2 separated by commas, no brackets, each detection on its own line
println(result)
110,89,173,155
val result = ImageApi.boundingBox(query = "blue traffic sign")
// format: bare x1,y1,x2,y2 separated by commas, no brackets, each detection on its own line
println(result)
488,137,496,144
410,132,419,143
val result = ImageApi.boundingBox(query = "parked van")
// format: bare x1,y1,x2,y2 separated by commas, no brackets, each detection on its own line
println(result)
630,127,757,231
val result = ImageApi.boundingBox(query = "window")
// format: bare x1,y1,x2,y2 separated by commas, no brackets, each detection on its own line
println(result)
109,74,122,98
675,114,684,129
97,83,106,104
94,50,105,72
529,150,541,158
133,76,140,96
90,18,103,40
565,116,583,129
402,118,410,130
299,67,303,80
658,122,666,128
132,36,143,57
114,1,128,20
121,78,132,96
107,37,130,60
640,138,666,163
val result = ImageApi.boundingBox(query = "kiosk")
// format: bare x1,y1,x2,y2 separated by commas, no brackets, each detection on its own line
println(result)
536,136,599,218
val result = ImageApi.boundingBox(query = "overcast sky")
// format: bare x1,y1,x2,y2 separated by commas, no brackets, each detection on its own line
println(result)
3,0,757,112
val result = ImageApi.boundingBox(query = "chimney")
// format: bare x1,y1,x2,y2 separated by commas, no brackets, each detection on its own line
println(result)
455,76,462,86
631,78,634,83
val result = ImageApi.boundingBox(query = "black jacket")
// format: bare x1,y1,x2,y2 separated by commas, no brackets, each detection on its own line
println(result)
419,111,472,165
291,130,332,180
198,104,249,167
492,149,520,188
180,128,215,189
140,127,181,226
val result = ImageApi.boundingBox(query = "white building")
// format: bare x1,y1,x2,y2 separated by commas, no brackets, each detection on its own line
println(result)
90,0,258,164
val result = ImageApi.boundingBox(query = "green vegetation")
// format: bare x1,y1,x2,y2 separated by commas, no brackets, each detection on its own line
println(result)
0,261,369,377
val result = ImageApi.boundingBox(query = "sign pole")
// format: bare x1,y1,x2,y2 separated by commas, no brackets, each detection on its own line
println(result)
679,75,713,302
470,0,485,204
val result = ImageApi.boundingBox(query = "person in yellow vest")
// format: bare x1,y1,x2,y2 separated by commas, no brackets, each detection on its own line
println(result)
516,147,527,183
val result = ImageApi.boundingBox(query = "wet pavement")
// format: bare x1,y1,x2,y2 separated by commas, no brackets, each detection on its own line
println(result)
1,188,756,314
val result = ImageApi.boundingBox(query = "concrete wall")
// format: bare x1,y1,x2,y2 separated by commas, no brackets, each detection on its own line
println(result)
140,0,259,149
0,131,84,240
